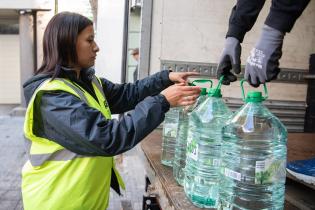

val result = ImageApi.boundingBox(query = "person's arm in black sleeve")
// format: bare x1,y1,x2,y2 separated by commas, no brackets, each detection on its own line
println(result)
217,0,265,84
243,0,310,87
226,0,266,42
36,91,169,156
101,70,173,114
265,0,310,33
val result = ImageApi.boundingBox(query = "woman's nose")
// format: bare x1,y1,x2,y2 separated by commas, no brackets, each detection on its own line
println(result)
94,42,100,52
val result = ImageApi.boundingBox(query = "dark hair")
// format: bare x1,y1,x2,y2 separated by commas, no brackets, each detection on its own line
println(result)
36,12,93,78
131,48,139,55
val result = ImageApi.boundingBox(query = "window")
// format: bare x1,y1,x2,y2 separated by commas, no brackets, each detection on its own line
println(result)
0,18,19,34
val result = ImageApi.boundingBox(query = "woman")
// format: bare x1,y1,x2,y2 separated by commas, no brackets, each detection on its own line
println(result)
22,12,200,210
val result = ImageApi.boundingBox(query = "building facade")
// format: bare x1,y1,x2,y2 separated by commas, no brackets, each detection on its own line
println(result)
0,0,54,106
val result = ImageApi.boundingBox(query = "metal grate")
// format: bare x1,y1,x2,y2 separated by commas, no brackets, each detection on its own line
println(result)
161,98,306,133
160,60,307,132
161,60,309,84
224,97,306,132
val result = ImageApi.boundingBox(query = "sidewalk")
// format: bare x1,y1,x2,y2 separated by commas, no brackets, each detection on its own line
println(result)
0,115,25,210
0,111,146,210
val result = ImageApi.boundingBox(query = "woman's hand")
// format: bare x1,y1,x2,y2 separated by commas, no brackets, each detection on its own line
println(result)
169,72,200,84
161,84,201,107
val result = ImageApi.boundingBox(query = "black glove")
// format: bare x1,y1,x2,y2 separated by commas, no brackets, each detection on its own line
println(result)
217,37,241,85
245,25,285,87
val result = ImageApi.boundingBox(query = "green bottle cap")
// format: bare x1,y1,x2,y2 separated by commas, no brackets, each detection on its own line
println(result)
245,91,264,102
190,79,212,96
240,79,268,102
200,88,207,95
208,87,222,97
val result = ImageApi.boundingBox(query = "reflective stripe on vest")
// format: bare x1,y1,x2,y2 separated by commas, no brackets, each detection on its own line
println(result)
24,138,85,167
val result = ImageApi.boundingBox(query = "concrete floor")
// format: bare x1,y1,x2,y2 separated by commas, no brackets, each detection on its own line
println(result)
0,109,146,210
0,115,25,210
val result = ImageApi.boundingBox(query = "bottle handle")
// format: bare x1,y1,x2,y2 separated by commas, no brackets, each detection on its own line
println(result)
240,79,268,101
191,79,213,88
214,76,224,93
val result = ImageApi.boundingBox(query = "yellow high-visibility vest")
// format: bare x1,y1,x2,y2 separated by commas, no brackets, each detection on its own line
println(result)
22,76,125,210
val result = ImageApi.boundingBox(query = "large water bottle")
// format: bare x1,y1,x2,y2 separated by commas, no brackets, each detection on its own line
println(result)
219,80,287,210
184,78,232,208
161,107,180,167
173,80,212,186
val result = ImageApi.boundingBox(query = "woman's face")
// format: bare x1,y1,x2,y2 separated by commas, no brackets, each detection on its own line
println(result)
76,25,99,69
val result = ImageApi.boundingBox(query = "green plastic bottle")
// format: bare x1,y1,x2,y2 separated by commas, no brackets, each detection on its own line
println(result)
173,80,212,186
161,107,180,167
184,77,232,208
219,80,287,210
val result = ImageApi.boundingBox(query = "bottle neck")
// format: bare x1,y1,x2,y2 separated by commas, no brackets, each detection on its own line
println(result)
242,101,268,114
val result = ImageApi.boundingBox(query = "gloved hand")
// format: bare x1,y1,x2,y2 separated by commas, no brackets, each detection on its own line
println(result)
245,25,285,87
217,37,241,85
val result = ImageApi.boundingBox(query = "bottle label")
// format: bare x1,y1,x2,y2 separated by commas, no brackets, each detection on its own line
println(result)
163,123,178,138
224,168,241,181
187,137,198,161
255,158,286,184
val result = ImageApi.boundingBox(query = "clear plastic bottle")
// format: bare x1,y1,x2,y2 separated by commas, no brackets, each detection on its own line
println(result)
184,80,232,208
173,87,208,186
161,107,179,167
219,81,287,210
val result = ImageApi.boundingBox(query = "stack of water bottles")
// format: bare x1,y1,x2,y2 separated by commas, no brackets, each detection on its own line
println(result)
161,77,287,210
161,80,212,168
173,80,213,186
184,77,232,208
219,80,287,209
161,106,180,167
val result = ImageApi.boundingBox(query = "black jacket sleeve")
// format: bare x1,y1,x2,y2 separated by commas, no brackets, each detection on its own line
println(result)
226,0,310,42
265,0,310,33
35,91,170,156
101,70,173,114
226,0,266,42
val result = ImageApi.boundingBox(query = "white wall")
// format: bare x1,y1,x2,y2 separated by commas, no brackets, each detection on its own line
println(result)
95,0,125,83
151,0,315,71
149,0,315,101
0,35,20,104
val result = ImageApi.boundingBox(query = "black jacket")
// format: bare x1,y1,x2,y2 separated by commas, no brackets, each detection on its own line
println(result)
227,0,310,42
23,68,173,157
